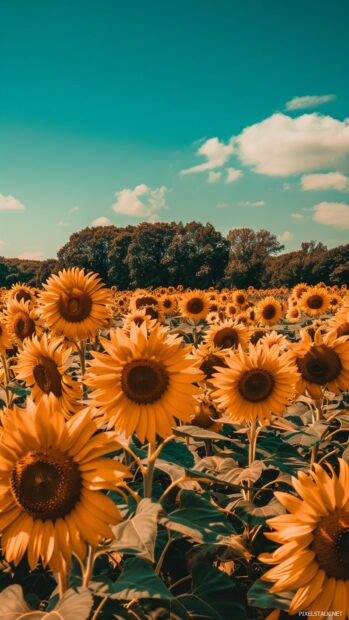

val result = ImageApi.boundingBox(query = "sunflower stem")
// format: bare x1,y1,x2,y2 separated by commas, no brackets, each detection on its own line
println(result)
91,595,109,620
1,354,11,408
82,545,95,587
143,442,156,498
247,419,258,503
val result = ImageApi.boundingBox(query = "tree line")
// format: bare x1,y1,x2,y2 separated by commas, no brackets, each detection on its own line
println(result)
0,222,348,289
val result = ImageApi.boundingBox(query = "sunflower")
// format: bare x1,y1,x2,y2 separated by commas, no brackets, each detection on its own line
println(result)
40,268,112,341
206,311,221,324
211,342,299,424
260,330,289,351
0,397,127,571
85,322,203,444
256,296,283,327
260,459,349,615
232,290,248,308
123,308,157,334
286,305,302,323
0,314,11,353
204,319,250,351
6,298,42,345
8,282,36,305
288,329,349,400
13,334,82,416
292,282,309,300
179,290,210,321
190,343,227,384
161,294,177,314
300,286,330,317
191,400,222,433
0,584,93,619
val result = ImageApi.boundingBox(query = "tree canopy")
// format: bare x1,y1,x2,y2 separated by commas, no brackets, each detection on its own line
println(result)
0,222,347,288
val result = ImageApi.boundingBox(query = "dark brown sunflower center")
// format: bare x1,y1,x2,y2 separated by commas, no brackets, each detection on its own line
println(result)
297,345,342,385
239,369,274,402
10,450,81,521
306,294,324,310
57,288,92,323
144,305,159,320
163,299,172,309
250,330,265,345
186,297,204,315
33,357,63,397
236,295,245,305
200,353,226,379
15,290,32,303
262,304,277,320
313,510,349,579
14,312,36,340
121,359,169,404
135,296,157,309
213,327,239,349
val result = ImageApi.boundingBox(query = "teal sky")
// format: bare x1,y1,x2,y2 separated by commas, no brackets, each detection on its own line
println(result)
1,0,349,260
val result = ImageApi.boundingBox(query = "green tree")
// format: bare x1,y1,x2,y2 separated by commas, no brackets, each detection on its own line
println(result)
225,228,284,288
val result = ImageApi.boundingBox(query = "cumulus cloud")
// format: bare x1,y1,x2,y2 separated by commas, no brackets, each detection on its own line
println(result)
225,168,243,184
301,172,349,191
235,113,349,176
312,202,349,229
18,250,45,260
0,194,25,210
277,231,294,242
285,94,336,111
238,200,265,207
180,138,234,175
112,184,168,220
91,216,112,227
207,171,222,183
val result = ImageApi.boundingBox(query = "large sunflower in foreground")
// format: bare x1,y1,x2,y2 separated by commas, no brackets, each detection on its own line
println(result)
204,319,250,352
179,290,210,321
13,334,82,416
0,397,127,571
40,268,112,341
288,329,349,400
260,459,349,615
85,322,203,444
211,343,299,424
0,584,93,619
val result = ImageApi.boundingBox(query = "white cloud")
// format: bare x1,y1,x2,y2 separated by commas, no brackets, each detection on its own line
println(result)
312,202,349,229
91,216,112,227
285,94,336,111
238,200,265,207
18,250,45,260
225,167,243,184
207,171,222,183
235,113,349,176
277,231,294,242
0,194,25,210
216,202,229,209
0,240,7,247
68,206,79,215
301,172,349,191
180,137,234,175
112,184,168,220
291,212,306,221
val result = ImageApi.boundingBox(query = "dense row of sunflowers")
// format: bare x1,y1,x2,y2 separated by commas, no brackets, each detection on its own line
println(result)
0,270,348,618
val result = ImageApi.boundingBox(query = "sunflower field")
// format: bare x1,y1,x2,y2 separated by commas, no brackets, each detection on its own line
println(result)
0,270,349,619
